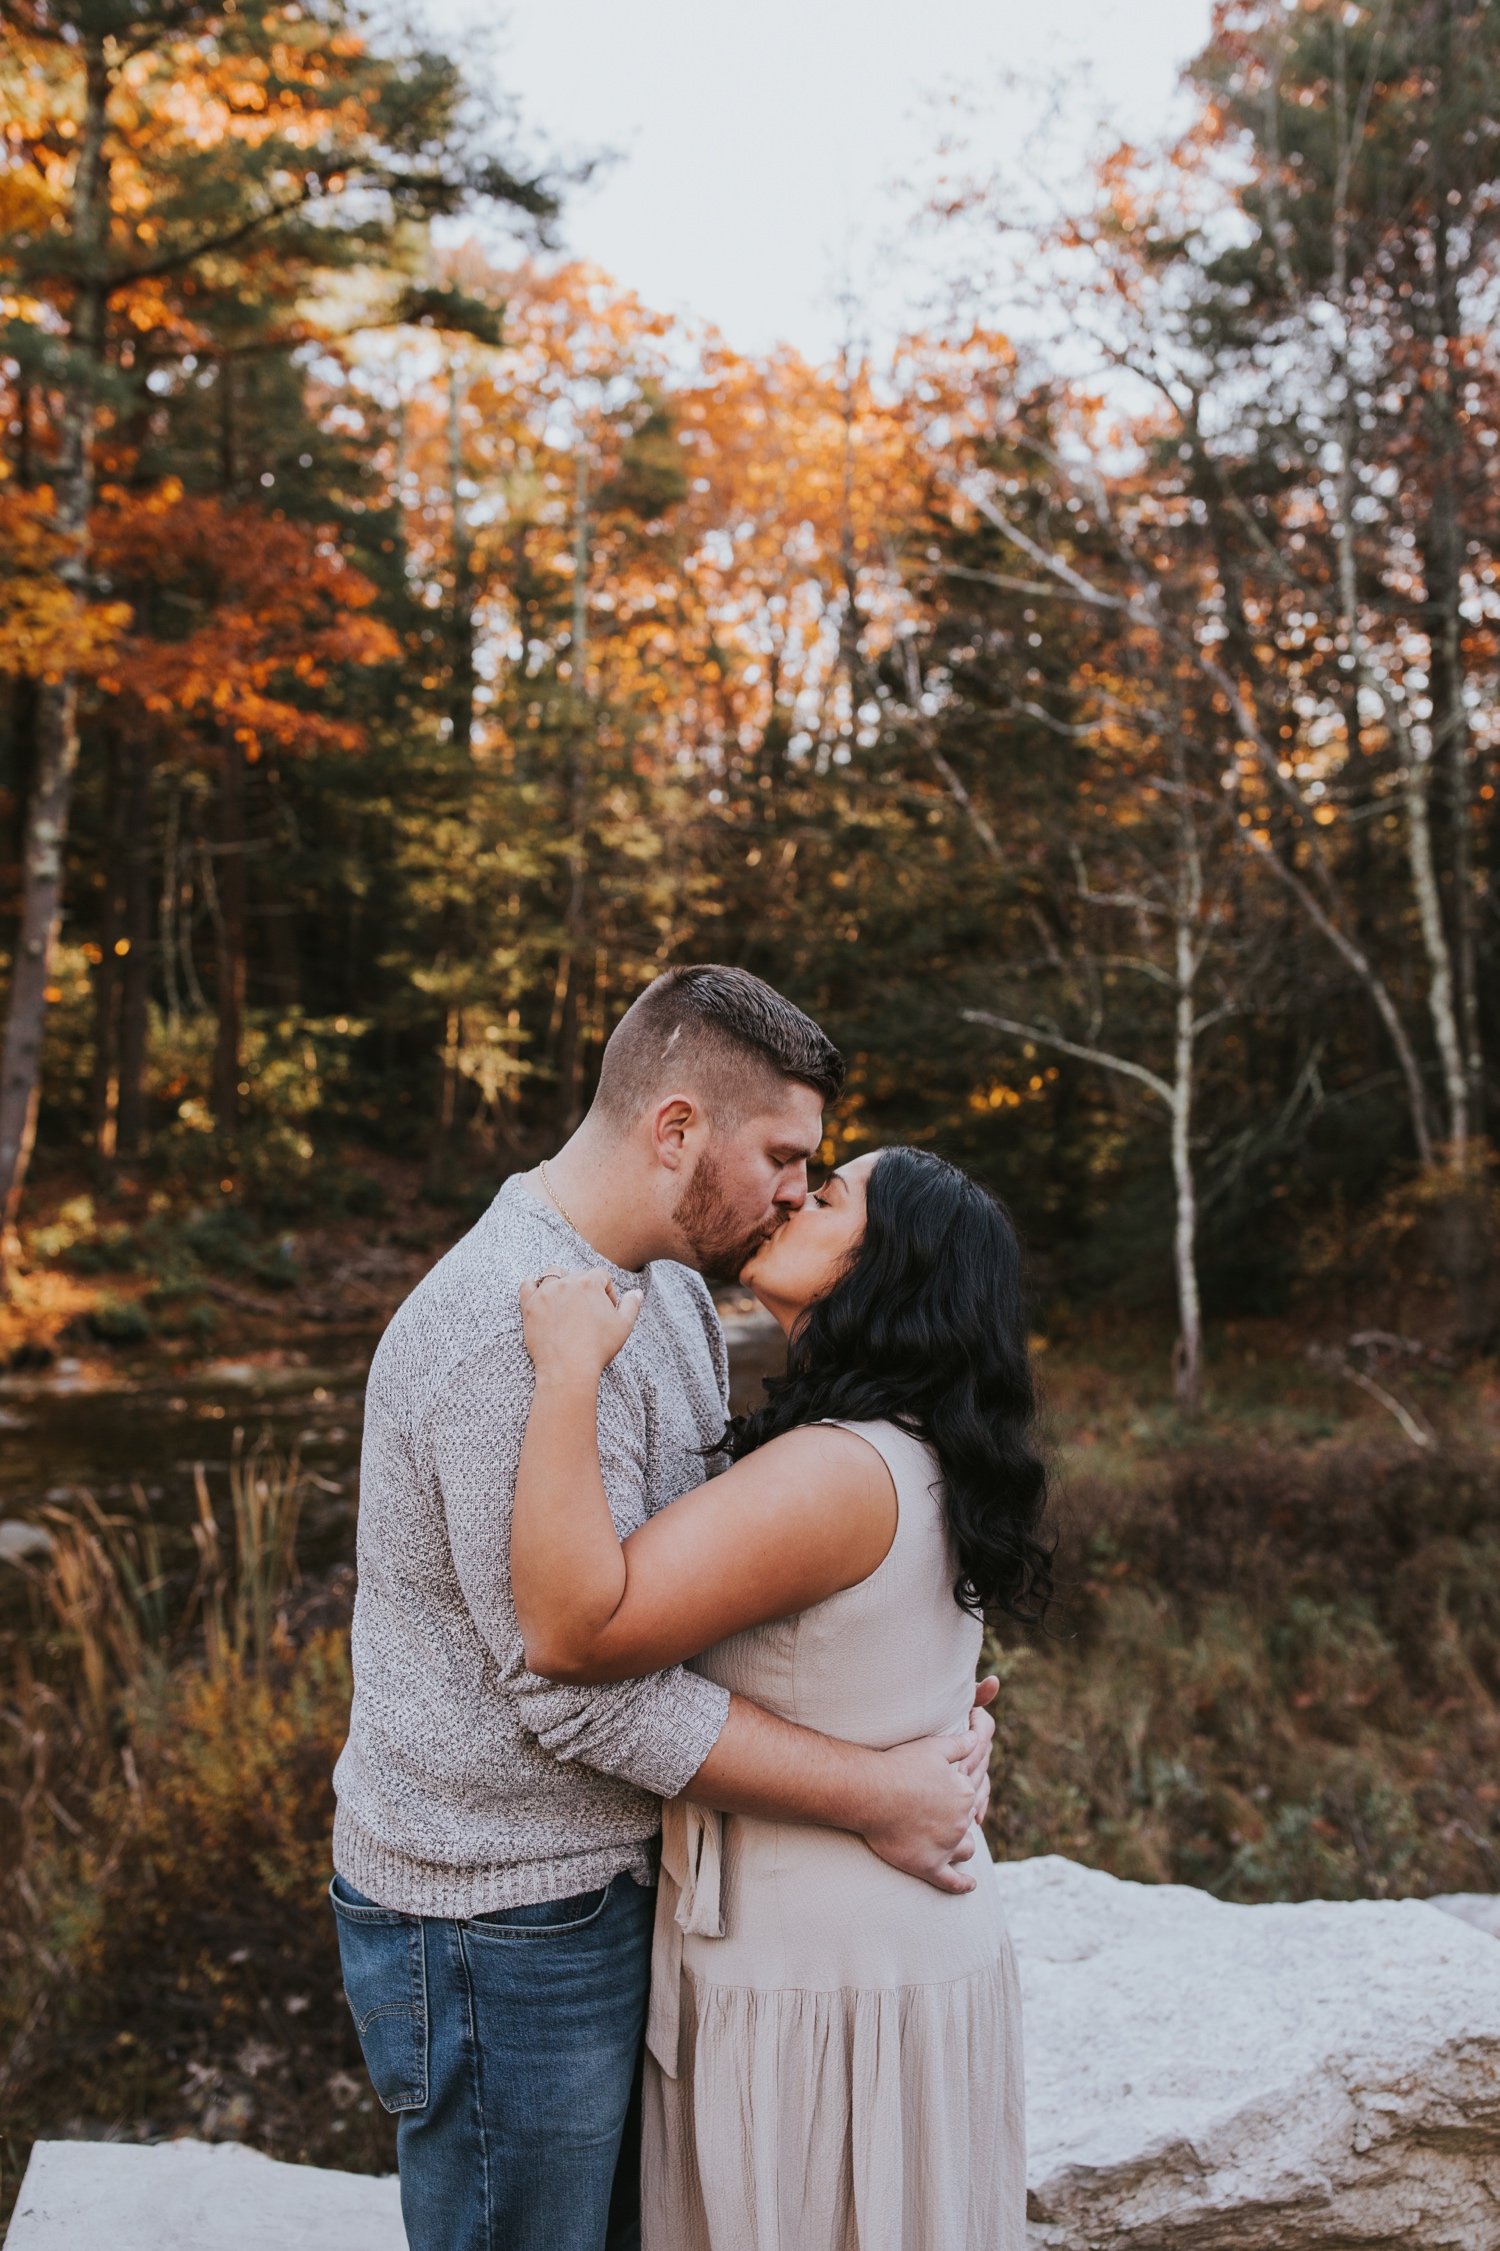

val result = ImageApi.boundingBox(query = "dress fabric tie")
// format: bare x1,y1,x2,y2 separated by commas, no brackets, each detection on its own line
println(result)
647,1799,725,2078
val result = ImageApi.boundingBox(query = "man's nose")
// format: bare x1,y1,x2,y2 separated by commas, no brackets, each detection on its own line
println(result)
774,1166,810,1208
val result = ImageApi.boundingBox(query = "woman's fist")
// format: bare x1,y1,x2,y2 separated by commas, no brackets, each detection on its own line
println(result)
519,1267,644,1381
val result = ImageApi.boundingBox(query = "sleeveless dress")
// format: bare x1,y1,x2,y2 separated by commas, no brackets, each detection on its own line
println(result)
642,1418,1027,2251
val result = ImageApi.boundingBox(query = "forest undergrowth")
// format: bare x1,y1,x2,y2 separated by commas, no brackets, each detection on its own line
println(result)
987,1431,1500,1899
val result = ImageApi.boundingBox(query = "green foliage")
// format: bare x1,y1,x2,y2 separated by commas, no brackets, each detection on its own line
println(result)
84,1291,150,1344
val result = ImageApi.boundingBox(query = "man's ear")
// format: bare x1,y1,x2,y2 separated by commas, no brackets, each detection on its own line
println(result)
650,1094,698,1171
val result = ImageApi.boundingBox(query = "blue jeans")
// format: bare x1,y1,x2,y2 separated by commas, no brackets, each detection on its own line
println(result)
330,1871,655,2251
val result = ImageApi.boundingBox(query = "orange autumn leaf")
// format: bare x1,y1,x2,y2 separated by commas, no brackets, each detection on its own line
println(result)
91,487,398,757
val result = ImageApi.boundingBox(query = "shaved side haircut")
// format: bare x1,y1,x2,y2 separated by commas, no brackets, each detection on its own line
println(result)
593,965,844,1128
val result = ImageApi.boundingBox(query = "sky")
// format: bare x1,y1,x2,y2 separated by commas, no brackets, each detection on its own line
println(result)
420,0,1215,365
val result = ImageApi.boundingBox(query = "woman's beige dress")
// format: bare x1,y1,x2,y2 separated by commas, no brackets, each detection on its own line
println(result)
643,1418,1026,2251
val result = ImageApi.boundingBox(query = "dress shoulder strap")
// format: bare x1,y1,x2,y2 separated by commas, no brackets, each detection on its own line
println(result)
818,1417,940,1506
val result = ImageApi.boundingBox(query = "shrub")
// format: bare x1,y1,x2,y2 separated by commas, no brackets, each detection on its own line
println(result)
85,1294,152,1346
987,1441,1500,1899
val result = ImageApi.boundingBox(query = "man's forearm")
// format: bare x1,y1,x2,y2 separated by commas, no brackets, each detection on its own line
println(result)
680,1688,997,1898
681,1694,887,1832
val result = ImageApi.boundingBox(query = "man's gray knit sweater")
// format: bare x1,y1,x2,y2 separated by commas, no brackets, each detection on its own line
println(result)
332,1176,733,1917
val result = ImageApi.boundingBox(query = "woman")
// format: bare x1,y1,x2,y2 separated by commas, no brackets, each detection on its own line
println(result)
513,1145,1052,2250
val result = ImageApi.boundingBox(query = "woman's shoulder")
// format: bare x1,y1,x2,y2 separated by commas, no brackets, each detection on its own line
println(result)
726,1421,899,1524
815,1416,939,1487
753,1418,894,1481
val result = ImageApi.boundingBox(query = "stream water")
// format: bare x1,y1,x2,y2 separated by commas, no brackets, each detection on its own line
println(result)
0,1306,788,1612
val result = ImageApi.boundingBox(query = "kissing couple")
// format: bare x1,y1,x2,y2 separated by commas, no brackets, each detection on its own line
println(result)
330,965,1052,2250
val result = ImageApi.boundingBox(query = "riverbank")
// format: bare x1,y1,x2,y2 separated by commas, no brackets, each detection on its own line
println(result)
5,1407,1498,2222
3,1178,1497,2232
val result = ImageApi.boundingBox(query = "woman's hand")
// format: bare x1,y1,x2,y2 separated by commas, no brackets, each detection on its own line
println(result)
519,1267,644,1384
513,1269,638,1674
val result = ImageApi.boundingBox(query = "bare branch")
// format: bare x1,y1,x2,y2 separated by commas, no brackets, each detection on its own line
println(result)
887,634,1004,861
935,563,1065,601
959,484,1132,614
963,1008,1173,1103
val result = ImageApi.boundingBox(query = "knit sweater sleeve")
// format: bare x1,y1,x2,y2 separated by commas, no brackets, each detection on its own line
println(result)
427,1335,730,1800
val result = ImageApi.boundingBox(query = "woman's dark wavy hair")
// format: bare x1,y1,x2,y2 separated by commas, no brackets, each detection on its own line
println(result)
723,1146,1054,1625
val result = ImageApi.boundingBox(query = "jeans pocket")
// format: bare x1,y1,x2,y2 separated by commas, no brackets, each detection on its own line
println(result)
463,1881,614,1943
329,1877,428,2113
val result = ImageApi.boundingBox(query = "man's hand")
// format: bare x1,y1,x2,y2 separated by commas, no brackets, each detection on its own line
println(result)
858,1678,999,1893
860,1733,982,1895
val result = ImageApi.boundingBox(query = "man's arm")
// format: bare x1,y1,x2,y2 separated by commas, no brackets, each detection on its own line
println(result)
431,1337,994,1886
686,1693,996,1895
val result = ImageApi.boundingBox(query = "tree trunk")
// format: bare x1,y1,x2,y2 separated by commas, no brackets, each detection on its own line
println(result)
554,936,587,1137
1169,798,1203,1419
1425,0,1484,1144
2,677,40,926
260,766,300,1008
115,738,154,1156
1169,968,1202,1418
88,732,124,1159
3,388,40,953
556,441,591,1133
157,775,188,1033
446,359,476,751
429,1004,463,1190
0,683,82,1248
211,738,247,1130
1404,746,1469,1157
0,29,111,1273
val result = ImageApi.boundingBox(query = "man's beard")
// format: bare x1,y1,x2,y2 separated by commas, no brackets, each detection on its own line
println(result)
675,1151,783,1279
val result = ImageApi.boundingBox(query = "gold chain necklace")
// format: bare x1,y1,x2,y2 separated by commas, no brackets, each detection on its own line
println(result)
538,1159,581,1236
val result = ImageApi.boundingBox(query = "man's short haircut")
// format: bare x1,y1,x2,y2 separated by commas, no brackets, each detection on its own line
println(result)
593,965,844,1127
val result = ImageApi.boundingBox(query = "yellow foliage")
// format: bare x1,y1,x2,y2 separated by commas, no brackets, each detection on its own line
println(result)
0,482,132,679
115,1633,352,1911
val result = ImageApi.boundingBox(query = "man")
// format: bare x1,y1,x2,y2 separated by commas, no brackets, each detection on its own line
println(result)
331,965,995,2251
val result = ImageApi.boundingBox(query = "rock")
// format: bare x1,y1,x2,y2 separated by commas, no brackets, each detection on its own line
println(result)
12,1869,1500,2249
7,2139,404,2251
1428,1893,1500,1940
0,1518,53,1565
997,1854,1500,2249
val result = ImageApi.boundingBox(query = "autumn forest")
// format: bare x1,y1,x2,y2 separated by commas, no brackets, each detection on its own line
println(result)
2,0,1499,2199
2,0,1498,1401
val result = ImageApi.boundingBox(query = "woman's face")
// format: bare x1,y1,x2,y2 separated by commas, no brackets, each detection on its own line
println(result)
739,1150,881,1332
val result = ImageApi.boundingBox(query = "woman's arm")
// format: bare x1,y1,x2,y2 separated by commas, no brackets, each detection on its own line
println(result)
513,1269,896,1682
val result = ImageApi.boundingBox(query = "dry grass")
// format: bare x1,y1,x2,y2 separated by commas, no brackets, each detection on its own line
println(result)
3,1393,1498,2229
0,1440,389,2230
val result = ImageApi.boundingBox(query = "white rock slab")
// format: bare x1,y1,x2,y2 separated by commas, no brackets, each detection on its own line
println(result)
6,2139,404,2251
996,1853,1500,2250
1429,1892,1500,1940
0,1518,51,1564
12,1866,1500,2250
